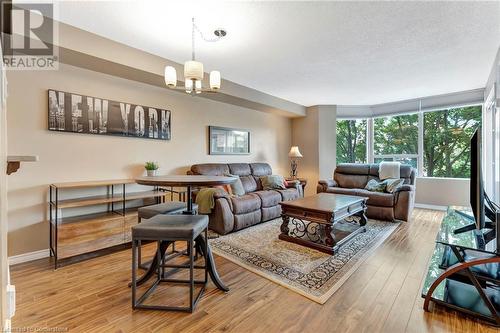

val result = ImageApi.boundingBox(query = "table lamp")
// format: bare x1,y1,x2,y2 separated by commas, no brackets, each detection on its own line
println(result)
288,146,303,179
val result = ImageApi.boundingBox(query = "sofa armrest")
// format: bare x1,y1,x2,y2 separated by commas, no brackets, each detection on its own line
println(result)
285,179,300,188
319,179,337,187
213,193,233,210
317,179,337,194
395,184,415,193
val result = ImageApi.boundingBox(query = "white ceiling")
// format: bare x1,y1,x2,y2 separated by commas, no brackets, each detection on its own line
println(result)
51,0,500,106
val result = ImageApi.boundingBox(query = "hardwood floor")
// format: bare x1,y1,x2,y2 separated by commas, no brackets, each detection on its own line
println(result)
10,209,498,332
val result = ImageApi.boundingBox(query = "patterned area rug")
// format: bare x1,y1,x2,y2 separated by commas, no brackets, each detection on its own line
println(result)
210,218,399,304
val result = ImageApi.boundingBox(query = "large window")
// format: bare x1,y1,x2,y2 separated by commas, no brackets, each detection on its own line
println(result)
374,114,419,169
335,105,482,178
336,119,367,163
423,106,481,178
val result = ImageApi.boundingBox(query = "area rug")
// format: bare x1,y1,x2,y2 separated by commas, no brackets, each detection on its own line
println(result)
209,218,399,304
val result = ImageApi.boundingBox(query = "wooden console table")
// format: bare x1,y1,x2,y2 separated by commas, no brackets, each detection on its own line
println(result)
49,179,165,269
421,207,500,326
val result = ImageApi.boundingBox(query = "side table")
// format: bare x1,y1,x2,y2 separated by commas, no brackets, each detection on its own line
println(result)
286,177,307,196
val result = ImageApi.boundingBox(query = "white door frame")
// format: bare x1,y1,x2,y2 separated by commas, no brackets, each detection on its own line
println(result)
0,42,9,331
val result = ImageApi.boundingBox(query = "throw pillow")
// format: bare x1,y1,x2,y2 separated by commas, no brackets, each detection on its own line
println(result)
224,174,245,196
365,179,386,192
260,175,286,190
385,178,404,193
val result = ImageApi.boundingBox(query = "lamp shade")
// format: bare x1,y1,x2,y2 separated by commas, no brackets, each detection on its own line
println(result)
210,70,221,90
288,146,303,158
184,60,204,81
164,66,177,87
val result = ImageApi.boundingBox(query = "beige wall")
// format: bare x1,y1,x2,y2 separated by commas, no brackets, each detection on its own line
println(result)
7,63,292,256
291,107,319,196
292,106,336,196
415,177,470,207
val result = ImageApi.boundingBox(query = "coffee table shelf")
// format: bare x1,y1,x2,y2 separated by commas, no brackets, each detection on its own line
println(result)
279,193,368,254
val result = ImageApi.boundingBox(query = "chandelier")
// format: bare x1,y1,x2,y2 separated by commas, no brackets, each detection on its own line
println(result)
164,18,226,94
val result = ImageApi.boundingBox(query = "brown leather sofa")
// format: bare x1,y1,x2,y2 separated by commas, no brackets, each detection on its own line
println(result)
317,163,416,222
188,163,301,234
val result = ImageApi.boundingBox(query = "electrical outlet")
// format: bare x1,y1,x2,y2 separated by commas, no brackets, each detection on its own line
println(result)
6,284,15,319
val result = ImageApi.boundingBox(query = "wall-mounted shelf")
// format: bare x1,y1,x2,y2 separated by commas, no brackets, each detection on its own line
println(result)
6,155,38,175
49,179,166,269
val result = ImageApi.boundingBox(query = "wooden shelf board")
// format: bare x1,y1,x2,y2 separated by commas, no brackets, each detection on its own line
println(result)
55,190,164,209
51,179,135,189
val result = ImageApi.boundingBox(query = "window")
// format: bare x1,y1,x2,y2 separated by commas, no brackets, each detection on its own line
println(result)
336,119,367,163
423,106,482,178
374,114,418,169
335,104,482,178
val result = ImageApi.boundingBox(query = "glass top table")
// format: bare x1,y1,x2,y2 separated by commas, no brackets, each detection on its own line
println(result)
421,207,500,326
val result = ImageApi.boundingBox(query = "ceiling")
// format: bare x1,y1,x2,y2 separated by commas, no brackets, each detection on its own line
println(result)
50,0,500,106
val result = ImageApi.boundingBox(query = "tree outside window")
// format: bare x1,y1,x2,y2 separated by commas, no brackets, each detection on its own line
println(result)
336,119,367,163
374,114,419,169
423,106,481,178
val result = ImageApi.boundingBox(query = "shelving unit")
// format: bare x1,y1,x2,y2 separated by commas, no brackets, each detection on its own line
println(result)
421,208,500,326
49,179,166,269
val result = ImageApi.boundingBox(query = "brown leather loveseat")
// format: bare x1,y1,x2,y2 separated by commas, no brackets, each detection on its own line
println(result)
188,163,301,234
317,163,416,222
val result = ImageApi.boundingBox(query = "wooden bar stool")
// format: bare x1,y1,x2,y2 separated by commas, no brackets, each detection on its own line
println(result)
131,214,208,312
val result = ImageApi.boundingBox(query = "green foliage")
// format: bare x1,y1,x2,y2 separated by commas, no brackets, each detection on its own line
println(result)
374,114,418,155
336,106,482,178
144,161,159,170
336,120,367,163
423,106,481,178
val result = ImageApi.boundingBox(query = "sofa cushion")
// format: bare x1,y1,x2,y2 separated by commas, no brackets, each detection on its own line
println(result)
356,189,394,207
275,188,300,201
262,205,281,221
190,163,229,176
250,163,272,176
334,172,369,189
324,187,358,196
253,190,282,207
233,210,262,231
240,175,258,193
228,163,252,176
230,194,261,214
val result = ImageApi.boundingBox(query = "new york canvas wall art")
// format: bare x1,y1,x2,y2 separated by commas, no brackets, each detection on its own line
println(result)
48,89,171,140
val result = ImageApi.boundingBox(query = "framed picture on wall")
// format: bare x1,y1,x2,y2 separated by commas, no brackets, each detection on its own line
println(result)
48,89,172,140
209,126,250,155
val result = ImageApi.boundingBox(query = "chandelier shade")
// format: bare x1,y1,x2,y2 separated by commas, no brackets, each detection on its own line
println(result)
184,60,204,81
164,66,177,87
210,71,221,90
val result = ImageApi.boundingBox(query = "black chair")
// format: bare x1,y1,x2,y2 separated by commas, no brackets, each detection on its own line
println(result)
131,214,208,312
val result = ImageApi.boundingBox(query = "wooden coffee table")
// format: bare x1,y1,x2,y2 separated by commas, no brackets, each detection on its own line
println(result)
279,193,368,254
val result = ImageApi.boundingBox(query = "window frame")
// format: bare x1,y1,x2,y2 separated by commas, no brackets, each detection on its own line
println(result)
336,102,483,179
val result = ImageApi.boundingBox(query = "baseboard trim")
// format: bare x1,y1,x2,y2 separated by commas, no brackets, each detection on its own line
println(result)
8,249,50,266
415,203,448,211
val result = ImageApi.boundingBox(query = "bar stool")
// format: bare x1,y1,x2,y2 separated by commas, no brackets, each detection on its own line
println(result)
136,202,199,268
131,214,208,312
